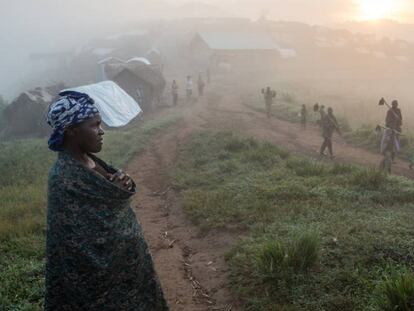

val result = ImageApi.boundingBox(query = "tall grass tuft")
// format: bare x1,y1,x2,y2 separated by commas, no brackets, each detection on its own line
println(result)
330,163,354,175
256,232,320,284
257,241,287,281
286,158,326,177
351,168,387,190
378,270,414,311
287,232,320,273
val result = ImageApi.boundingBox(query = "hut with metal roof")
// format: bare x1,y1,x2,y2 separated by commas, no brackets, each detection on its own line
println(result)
190,31,294,73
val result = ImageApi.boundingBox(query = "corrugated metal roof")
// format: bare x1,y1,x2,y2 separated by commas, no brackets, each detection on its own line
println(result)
197,32,280,51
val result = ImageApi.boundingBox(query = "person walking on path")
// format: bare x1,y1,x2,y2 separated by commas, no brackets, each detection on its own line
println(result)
186,76,193,102
318,105,326,127
300,104,308,129
171,80,179,106
320,107,341,158
262,86,276,119
385,100,402,162
197,74,205,97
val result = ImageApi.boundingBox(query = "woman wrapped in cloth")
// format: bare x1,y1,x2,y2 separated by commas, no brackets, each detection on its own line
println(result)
45,91,168,310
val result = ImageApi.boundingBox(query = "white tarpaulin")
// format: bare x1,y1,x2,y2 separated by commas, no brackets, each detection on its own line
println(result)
64,81,142,127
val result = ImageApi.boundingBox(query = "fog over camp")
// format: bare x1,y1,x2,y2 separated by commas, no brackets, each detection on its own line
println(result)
2,1,414,310
1,0,414,122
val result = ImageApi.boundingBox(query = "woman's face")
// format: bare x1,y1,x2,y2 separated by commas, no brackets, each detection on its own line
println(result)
66,114,105,153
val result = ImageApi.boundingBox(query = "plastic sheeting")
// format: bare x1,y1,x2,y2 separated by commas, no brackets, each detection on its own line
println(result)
64,81,142,127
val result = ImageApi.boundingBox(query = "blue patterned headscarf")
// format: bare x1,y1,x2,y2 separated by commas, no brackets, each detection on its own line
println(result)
47,91,99,151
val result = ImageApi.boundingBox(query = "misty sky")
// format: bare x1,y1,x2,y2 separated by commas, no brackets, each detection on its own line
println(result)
1,0,414,100
168,0,414,23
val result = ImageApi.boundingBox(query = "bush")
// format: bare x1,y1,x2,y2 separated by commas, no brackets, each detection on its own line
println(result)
378,270,414,311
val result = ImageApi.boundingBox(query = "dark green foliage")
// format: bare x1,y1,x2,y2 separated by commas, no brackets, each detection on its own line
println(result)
377,270,414,311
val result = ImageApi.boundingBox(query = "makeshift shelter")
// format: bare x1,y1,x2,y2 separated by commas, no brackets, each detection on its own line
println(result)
146,48,163,68
190,31,293,73
3,84,64,138
104,62,166,112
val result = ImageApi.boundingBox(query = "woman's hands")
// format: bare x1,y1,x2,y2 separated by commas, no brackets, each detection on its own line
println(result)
107,170,134,192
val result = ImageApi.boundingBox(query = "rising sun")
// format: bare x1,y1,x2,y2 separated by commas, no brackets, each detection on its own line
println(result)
357,0,400,21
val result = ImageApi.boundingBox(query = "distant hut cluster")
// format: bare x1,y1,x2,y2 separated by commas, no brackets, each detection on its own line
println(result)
1,46,167,139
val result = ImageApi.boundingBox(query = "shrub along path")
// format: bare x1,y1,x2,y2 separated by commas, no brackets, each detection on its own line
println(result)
125,78,414,310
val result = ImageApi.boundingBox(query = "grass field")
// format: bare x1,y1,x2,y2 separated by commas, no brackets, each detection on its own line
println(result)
173,130,414,310
0,115,178,310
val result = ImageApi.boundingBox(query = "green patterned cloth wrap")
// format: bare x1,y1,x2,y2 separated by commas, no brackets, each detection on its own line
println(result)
45,152,168,310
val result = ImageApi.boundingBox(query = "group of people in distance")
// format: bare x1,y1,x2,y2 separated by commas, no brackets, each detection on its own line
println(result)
261,87,404,167
261,86,341,159
171,71,208,106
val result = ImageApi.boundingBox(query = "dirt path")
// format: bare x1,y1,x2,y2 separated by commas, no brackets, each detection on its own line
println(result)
125,80,414,310
126,117,240,310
